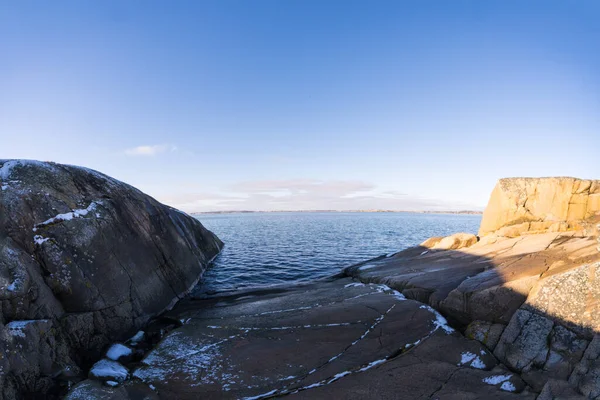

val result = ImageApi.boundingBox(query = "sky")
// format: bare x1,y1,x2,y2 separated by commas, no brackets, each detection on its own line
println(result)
1,1,599,212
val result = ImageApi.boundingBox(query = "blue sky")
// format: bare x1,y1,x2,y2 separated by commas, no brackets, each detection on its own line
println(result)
1,1,598,212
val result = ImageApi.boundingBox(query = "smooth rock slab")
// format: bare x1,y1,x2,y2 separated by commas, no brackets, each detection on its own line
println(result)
124,279,531,399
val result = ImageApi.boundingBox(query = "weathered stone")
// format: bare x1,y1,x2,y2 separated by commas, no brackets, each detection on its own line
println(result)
420,236,444,248
569,335,600,398
494,309,589,392
478,177,600,237
0,160,222,397
494,309,554,373
538,379,587,400
65,379,158,400
526,262,600,339
432,232,479,250
464,320,506,350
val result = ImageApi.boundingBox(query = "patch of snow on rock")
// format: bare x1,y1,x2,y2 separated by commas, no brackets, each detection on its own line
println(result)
89,359,129,382
6,320,40,337
128,330,145,346
33,235,49,245
0,160,55,180
500,381,516,392
106,343,132,361
33,201,103,231
459,351,486,369
344,282,365,288
482,374,512,385
419,305,454,333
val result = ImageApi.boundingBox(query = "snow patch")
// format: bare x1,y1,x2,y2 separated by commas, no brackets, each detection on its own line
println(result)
344,282,365,288
419,305,454,333
6,280,20,292
374,284,406,301
34,235,49,245
500,381,516,392
0,160,55,180
459,351,486,369
33,201,102,231
128,331,145,346
6,320,48,338
482,374,512,385
89,359,129,382
106,343,132,361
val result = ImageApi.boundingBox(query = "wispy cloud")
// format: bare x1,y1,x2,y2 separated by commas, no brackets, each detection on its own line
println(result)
229,179,374,196
124,144,177,156
155,179,482,213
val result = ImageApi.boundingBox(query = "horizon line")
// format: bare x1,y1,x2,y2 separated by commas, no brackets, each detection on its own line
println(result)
190,209,484,215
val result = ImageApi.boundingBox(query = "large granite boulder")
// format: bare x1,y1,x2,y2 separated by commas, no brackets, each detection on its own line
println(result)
478,177,600,237
0,160,222,398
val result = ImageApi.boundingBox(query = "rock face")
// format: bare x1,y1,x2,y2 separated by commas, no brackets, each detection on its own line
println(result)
343,177,600,397
67,279,536,399
478,177,600,237
0,160,222,398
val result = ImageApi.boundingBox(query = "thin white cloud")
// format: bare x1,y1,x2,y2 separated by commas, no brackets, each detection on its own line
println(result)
124,144,177,156
156,179,483,213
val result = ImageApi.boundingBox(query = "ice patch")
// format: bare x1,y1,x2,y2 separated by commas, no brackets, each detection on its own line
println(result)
89,359,129,382
482,374,512,385
106,343,132,361
33,201,102,231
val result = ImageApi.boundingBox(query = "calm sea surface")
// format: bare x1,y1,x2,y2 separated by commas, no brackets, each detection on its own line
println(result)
194,212,481,295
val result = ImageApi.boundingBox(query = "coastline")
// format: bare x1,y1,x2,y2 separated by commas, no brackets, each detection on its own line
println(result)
192,209,483,215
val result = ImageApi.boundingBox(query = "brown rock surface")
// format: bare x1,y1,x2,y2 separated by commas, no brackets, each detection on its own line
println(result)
76,279,533,399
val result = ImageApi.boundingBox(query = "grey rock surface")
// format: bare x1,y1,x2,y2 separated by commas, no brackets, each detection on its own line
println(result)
0,160,222,398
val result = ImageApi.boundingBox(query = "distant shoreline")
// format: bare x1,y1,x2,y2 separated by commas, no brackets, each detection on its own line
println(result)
191,210,483,215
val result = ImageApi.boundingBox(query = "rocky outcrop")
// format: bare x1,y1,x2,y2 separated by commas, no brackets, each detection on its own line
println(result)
478,177,600,237
344,177,600,397
0,160,222,398
420,232,479,250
